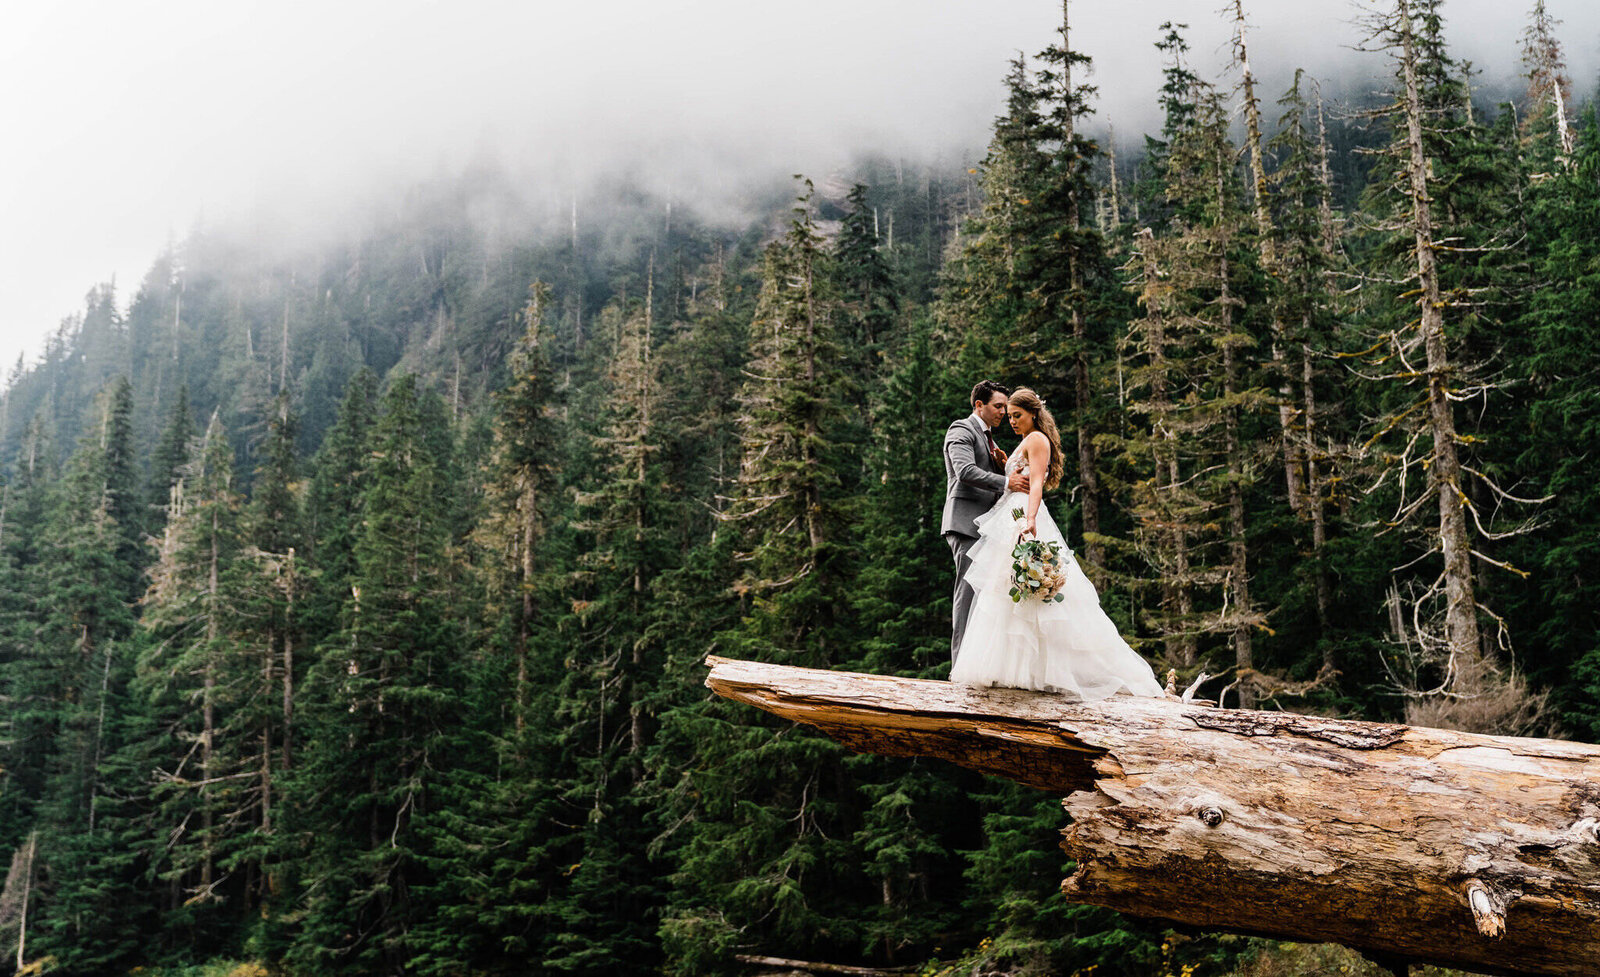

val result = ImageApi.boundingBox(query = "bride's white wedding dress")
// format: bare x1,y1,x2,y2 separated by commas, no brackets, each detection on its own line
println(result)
950,452,1165,699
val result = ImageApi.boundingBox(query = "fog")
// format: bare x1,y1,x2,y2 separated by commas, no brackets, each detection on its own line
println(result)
3,0,1597,370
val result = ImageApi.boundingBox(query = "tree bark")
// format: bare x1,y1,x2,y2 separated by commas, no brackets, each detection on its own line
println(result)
1214,142,1254,705
1233,0,1305,517
1060,0,1103,571
282,550,295,772
705,656,1600,977
1397,1,1483,676
1106,124,1121,228
202,504,218,890
1136,230,1195,666
1311,88,1337,662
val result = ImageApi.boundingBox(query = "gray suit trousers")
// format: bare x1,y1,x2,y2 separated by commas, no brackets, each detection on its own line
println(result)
947,531,979,664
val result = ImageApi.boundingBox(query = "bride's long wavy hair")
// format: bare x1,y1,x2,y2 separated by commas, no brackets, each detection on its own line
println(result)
1009,388,1064,491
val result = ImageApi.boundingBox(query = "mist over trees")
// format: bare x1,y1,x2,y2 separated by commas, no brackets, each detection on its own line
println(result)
0,1,1597,974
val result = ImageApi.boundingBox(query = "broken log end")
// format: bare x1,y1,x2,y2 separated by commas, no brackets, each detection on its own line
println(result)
704,656,1600,976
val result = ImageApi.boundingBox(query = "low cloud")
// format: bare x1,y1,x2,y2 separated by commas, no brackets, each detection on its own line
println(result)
3,0,1594,370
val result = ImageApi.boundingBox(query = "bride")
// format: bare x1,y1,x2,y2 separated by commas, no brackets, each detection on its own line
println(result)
949,388,1165,699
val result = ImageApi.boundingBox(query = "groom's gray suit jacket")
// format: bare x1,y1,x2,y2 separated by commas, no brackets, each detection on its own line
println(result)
942,414,1007,539
943,414,1006,662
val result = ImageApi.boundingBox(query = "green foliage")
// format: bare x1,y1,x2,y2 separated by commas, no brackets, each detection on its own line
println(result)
1516,110,1600,735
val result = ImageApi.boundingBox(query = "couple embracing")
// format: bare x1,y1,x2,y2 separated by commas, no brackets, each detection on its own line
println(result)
941,380,1164,700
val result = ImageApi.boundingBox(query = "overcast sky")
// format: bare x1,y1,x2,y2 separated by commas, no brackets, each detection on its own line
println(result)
3,0,1596,372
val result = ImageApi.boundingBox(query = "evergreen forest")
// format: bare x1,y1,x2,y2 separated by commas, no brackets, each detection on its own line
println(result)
1,2,1597,974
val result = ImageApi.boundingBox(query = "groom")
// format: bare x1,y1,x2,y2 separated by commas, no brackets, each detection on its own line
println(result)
943,380,1029,663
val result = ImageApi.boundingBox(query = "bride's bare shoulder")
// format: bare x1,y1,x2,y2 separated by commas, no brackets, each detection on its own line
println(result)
1021,431,1049,449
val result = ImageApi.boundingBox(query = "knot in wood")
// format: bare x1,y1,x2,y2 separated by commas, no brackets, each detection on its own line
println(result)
1464,879,1505,939
1198,806,1225,827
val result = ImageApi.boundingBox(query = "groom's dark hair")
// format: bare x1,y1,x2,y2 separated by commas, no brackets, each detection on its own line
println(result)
971,379,1011,407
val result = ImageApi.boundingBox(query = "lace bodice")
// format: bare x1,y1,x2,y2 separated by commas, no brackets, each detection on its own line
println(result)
1006,440,1048,481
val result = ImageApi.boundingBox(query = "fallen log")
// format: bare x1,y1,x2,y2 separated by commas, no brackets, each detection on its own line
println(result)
732,953,918,975
704,656,1600,977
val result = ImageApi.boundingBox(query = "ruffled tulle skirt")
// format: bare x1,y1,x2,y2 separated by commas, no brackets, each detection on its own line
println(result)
949,492,1165,700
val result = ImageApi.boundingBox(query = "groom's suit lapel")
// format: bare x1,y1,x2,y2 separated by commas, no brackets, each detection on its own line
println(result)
968,415,995,472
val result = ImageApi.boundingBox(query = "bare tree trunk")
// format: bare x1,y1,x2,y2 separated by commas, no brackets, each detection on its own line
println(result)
1303,342,1333,648
16,832,35,972
801,231,824,564
280,300,290,393
1233,0,1305,518
1137,231,1194,666
282,551,295,772
1311,85,1338,652
1397,0,1483,678
1315,86,1339,255
452,349,462,421
1551,73,1572,155
1061,0,1104,571
87,639,113,832
262,641,273,836
639,257,653,597
202,506,218,891
631,260,655,782
1522,2,1574,158
517,477,535,733
1215,154,1254,705
1106,123,1121,227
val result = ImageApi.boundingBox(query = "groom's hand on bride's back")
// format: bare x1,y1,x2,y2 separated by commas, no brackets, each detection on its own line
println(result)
1007,471,1030,493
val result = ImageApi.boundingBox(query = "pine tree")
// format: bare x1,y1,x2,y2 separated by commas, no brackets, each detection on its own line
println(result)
661,182,869,968
723,181,850,608
1115,69,1268,678
1265,72,1351,668
1516,109,1600,736
540,272,673,974
1231,0,1311,530
1036,0,1116,569
941,31,1121,568
405,285,566,976
834,183,900,393
0,419,56,846
284,374,468,974
1520,0,1574,167
18,380,146,969
136,411,246,948
230,391,305,909
1131,23,1204,232
959,775,1163,975
845,321,970,963
144,385,195,538
1353,0,1544,731
941,56,1053,383
302,368,379,646
474,284,561,730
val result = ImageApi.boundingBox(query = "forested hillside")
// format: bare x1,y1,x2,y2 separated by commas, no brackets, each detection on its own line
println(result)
1,1,1597,974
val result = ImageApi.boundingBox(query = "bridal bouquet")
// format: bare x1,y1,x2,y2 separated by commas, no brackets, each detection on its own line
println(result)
1008,508,1069,603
